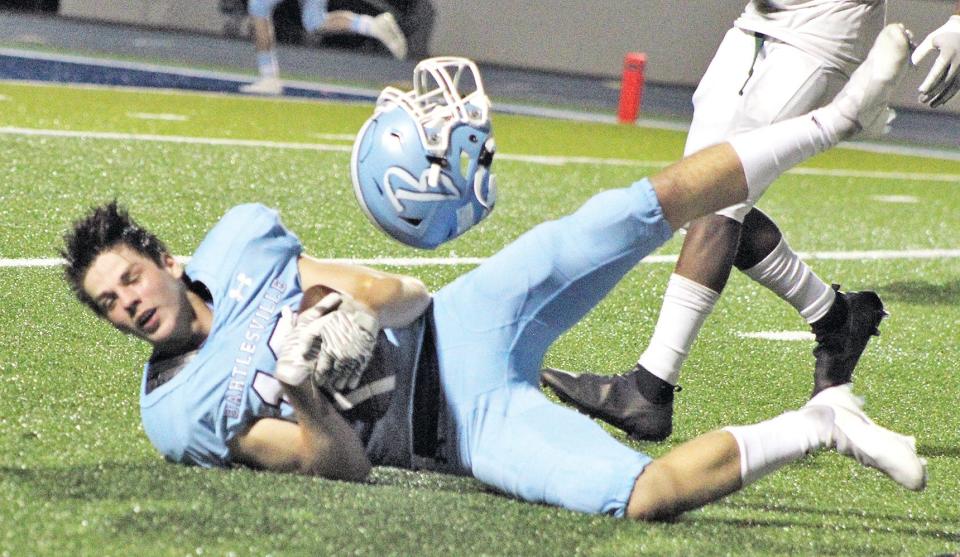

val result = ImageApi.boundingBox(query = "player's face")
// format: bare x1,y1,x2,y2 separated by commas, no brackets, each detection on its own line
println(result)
82,245,192,348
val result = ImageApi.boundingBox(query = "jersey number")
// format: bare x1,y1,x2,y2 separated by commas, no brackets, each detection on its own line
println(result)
252,305,296,407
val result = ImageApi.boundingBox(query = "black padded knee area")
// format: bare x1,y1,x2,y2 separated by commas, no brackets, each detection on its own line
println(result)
734,208,783,270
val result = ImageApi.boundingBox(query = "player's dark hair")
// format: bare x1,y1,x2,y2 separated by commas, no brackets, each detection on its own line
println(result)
61,201,169,313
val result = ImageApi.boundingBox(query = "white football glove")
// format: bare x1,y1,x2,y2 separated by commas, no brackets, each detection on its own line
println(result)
303,293,380,391
912,15,960,108
274,292,380,389
274,294,341,387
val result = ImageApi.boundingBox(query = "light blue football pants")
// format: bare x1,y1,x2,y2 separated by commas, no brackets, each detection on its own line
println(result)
431,178,673,516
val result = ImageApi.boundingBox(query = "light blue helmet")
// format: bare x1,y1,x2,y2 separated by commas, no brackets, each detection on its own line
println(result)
351,57,496,249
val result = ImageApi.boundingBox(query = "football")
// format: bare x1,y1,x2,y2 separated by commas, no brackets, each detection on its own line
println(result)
299,284,339,312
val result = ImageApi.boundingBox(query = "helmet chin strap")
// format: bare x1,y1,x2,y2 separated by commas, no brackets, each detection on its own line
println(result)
427,163,442,188
474,137,497,211
473,166,496,211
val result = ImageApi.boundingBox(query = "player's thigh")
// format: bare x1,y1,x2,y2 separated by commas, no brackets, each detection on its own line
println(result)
686,28,761,155
468,384,651,516
435,181,670,384
439,180,668,332
738,38,844,129
708,40,844,222
687,31,844,155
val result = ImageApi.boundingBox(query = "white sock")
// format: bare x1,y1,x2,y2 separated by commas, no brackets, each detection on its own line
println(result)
742,237,836,323
724,406,834,487
352,14,373,35
728,106,850,206
637,274,720,385
256,50,279,79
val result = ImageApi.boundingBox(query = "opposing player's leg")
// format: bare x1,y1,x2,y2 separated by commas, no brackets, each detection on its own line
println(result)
736,209,888,396
627,383,925,521
543,30,834,441
717,17,912,393
310,5,407,59
542,23,912,438
240,0,284,95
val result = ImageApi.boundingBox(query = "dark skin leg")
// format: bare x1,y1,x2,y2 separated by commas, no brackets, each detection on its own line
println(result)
674,214,742,293
674,207,786,293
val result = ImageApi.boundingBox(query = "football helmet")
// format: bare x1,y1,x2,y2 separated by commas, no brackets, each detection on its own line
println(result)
351,57,496,249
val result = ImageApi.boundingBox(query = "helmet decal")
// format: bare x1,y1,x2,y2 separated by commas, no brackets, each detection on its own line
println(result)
383,165,460,215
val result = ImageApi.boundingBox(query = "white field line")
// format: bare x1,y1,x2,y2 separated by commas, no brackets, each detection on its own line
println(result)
310,133,356,141
5,249,960,269
126,112,189,121
788,166,960,183
0,48,381,99
850,140,960,162
1,126,959,181
0,126,352,153
870,195,919,203
738,331,815,341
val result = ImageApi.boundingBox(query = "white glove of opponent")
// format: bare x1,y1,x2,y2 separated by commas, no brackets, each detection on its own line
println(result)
274,292,380,391
912,15,960,108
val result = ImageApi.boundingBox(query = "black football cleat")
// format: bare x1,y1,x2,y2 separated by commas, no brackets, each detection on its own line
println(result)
540,364,678,442
811,285,889,396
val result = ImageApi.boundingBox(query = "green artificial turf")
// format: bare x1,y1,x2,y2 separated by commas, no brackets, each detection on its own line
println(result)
1,80,958,556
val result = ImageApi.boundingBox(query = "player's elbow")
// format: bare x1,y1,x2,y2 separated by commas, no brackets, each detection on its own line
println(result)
300,453,372,482
360,275,431,328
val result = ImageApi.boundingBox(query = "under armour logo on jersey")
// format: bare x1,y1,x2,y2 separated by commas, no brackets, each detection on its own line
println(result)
383,165,460,214
229,272,254,301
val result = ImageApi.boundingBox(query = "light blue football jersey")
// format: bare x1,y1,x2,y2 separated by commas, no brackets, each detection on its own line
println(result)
139,204,431,469
140,204,305,467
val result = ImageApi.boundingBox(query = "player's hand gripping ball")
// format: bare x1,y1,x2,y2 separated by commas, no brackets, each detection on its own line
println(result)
274,285,380,389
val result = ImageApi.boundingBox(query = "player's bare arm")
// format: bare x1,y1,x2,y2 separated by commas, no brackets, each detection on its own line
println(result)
297,255,431,329
228,274,379,480
228,387,371,481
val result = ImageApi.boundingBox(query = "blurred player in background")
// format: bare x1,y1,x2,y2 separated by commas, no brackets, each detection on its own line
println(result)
241,0,407,95
63,38,926,521
542,0,960,442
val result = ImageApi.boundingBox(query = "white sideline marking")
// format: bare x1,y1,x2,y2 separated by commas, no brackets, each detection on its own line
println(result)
849,140,960,162
127,112,189,122
6,249,960,269
310,133,356,141
0,94,9,101
1,126,959,181
788,167,960,183
871,195,919,204
797,248,960,260
0,48,382,98
131,38,174,48
738,331,815,341
0,126,352,153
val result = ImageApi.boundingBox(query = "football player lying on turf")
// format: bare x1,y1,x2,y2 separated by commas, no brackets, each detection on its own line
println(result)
63,39,925,521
